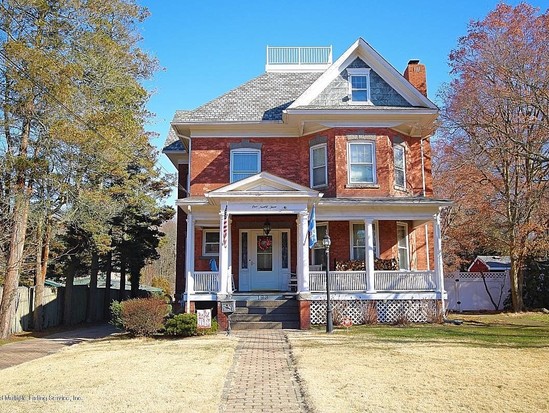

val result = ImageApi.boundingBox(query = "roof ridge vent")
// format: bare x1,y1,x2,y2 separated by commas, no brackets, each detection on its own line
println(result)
266,46,332,73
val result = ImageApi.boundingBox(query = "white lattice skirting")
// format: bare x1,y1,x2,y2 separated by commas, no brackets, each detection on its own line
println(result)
310,299,441,325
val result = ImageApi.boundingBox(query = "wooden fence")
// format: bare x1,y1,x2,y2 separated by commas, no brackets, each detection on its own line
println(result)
444,271,510,311
0,285,126,335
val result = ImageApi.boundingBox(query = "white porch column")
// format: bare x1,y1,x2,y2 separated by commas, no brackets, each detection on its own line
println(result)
433,212,446,313
297,211,310,293
364,219,376,293
185,211,195,313
218,205,230,297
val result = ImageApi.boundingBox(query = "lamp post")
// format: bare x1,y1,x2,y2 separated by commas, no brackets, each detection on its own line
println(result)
323,234,333,333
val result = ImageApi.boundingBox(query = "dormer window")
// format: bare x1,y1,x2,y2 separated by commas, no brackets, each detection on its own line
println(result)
230,148,261,182
347,68,371,104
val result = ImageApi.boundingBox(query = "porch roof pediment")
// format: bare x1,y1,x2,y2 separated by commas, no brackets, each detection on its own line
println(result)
204,172,322,203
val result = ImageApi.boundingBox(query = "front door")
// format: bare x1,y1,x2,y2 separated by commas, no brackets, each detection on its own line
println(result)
250,231,279,290
239,229,290,291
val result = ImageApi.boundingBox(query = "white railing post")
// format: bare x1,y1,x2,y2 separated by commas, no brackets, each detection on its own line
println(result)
185,211,195,312
365,219,376,293
297,211,310,293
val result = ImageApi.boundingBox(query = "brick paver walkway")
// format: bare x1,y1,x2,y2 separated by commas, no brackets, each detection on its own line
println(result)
220,330,308,413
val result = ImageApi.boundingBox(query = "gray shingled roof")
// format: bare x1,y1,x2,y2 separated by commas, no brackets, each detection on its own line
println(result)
172,72,322,123
162,128,186,152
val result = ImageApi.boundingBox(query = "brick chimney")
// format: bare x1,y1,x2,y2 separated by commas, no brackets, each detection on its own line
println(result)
403,59,427,97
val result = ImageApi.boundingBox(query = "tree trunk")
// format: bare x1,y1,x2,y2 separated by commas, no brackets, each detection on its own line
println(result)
103,250,112,319
509,257,524,312
119,256,126,302
130,266,139,298
86,250,99,322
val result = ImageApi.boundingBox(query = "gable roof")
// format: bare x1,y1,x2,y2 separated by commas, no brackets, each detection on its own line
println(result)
468,256,511,271
289,38,436,110
204,171,322,204
173,72,321,124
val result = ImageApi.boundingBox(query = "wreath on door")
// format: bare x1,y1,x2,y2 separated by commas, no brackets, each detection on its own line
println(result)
257,236,272,251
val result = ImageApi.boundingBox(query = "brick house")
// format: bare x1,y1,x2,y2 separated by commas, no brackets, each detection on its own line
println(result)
164,38,451,329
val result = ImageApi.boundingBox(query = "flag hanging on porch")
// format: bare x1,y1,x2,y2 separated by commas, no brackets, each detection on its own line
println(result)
222,205,228,247
308,205,317,248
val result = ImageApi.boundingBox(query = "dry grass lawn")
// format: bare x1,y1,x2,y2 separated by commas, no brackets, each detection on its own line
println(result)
0,335,237,413
288,313,549,413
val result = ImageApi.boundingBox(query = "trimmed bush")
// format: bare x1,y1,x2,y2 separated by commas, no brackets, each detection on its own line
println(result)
165,313,219,337
110,300,123,329
120,297,170,337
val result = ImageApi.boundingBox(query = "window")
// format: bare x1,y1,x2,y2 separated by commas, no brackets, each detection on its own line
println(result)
311,224,328,267
394,144,406,188
347,68,371,103
351,222,378,260
203,230,219,255
348,141,376,184
397,223,409,270
230,149,260,182
310,144,327,188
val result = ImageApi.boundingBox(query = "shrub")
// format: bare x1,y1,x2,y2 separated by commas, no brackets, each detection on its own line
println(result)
151,276,173,297
120,297,170,337
164,313,219,337
110,300,123,329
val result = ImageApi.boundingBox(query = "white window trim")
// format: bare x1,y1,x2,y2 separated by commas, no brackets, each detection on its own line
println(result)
394,144,406,190
397,222,410,271
203,229,220,256
347,68,372,105
310,143,328,188
347,140,377,185
230,148,261,183
350,221,379,260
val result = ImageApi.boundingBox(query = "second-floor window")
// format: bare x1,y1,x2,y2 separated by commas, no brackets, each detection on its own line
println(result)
394,144,406,189
231,149,260,183
310,144,327,188
348,141,376,184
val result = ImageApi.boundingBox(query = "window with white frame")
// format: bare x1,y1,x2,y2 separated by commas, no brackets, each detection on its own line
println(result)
397,223,410,270
347,68,371,103
230,149,260,183
348,141,376,184
310,144,327,188
203,230,219,256
351,222,378,261
311,224,328,267
394,144,406,188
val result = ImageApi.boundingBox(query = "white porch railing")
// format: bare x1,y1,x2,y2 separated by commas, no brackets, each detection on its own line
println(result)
374,271,437,291
309,270,437,292
309,271,367,292
193,271,219,293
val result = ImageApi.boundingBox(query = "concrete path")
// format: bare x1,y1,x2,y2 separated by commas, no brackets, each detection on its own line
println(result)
0,323,120,370
220,330,308,413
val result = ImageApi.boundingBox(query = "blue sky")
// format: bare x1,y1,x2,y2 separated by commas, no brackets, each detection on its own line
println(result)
138,0,548,201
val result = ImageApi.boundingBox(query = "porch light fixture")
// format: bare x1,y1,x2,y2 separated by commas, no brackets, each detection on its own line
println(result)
263,219,271,236
323,234,333,333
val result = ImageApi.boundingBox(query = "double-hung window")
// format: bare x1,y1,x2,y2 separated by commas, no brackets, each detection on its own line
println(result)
351,222,378,261
397,223,410,270
348,141,376,184
230,149,260,183
347,68,371,104
311,224,328,267
394,144,406,189
310,144,327,188
203,230,220,256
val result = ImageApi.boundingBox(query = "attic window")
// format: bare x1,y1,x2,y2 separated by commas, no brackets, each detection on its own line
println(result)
347,68,371,104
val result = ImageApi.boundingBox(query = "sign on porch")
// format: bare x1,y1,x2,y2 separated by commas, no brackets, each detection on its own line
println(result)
197,309,212,329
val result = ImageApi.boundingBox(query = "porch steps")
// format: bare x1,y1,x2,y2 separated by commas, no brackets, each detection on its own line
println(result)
230,299,299,330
